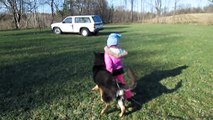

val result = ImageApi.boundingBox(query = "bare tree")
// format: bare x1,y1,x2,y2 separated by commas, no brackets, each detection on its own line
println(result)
65,0,75,15
50,0,54,23
43,0,55,24
63,0,109,17
55,0,67,20
0,0,25,29
173,0,181,23
174,0,181,15
95,0,108,21
155,0,162,23
124,0,134,22
25,0,39,28
130,0,134,22
141,0,145,22
145,0,162,23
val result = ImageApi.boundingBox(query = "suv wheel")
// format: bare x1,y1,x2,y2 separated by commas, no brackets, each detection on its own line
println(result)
53,27,61,34
81,28,90,36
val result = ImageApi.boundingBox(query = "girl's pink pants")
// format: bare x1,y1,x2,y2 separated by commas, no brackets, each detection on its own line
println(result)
114,74,133,100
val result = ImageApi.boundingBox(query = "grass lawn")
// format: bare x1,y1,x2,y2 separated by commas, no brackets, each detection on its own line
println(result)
0,24,213,119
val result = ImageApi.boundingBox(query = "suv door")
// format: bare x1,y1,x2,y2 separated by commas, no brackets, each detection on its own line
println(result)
60,17,73,32
73,17,92,32
92,15,103,30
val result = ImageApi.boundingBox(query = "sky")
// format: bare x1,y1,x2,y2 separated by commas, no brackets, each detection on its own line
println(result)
1,0,212,13
35,0,212,13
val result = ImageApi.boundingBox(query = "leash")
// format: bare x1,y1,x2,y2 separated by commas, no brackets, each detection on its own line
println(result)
115,79,121,89
129,97,142,106
115,79,141,106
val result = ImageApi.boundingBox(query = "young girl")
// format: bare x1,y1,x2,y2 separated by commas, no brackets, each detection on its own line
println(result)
104,33,133,100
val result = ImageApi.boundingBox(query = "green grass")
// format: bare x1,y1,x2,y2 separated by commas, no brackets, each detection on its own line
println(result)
0,24,213,119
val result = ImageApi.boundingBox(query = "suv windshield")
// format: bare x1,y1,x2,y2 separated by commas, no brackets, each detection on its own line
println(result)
63,17,72,23
92,16,102,23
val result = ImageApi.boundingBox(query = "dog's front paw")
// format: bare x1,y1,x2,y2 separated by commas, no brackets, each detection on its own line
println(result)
119,107,125,117
101,104,110,115
119,113,124,117
101,109,106,115
91,85,99,91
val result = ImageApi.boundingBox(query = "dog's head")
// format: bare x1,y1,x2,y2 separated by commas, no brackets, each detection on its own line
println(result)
93,52,105,66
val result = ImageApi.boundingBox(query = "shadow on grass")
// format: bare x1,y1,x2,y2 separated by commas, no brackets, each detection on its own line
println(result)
99,31,127,36
0,29,51,36
126,65,188,115
103,25,129,30
0,48,93,117
97,25,129,36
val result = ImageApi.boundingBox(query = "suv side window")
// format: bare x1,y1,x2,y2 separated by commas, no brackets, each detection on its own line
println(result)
75,17,91,23
63,18,72,23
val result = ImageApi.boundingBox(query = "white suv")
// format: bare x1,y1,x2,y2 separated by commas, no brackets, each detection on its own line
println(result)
51,15,103,36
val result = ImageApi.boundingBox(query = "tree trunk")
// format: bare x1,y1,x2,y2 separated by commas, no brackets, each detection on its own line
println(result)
51,0,54,24
9,0,21,29
13,11,20,29
131,0,134,22
155,0,162,23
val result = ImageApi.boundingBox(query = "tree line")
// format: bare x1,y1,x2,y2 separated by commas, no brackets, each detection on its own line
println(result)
0,0,212,30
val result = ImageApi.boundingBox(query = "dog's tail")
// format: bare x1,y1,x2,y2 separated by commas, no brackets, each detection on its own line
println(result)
122,67,137,90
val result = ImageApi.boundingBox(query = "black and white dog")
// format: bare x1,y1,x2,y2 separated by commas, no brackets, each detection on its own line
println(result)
92,52,137,117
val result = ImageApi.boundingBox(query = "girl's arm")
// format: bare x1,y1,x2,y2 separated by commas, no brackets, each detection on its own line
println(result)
104,46,128,58
104,53,113,73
